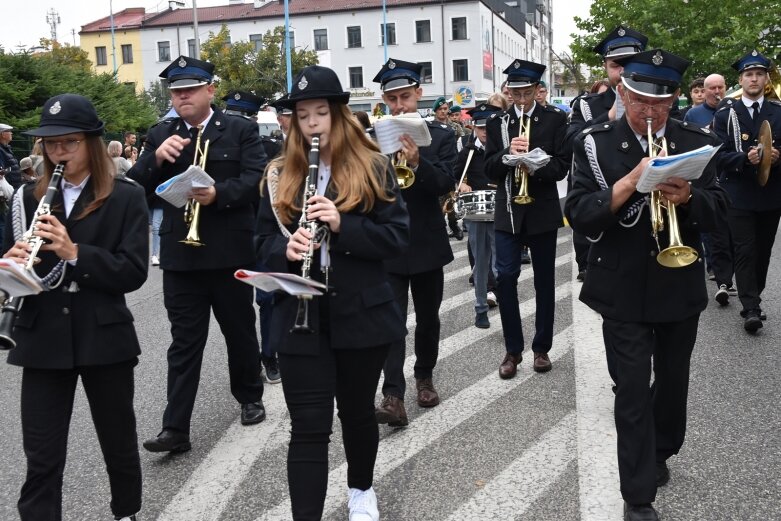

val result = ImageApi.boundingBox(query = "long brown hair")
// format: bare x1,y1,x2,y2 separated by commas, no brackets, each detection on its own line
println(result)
36,135,115,219
270,102,395,224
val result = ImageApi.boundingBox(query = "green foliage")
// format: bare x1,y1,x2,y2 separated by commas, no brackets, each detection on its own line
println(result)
0,50,156,135
570,0,781,91
39,38,92,73
144,80,172,117
201,24,319,101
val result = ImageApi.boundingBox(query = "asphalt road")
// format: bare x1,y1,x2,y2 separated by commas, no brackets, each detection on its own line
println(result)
0,228,779,521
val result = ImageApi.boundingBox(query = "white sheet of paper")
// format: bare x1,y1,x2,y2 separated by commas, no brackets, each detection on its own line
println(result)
155,165,215,208
234,269,326,297
373,113,433,155
501,148,552,173
0,259,45,297
636,144,721,193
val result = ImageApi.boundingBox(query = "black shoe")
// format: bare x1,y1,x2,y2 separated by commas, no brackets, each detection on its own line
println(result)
624,502,659,521
261,355,281,384
241,401,266,425
521,251,531,264
656,461,670,487
744,309,763,333
759,308,767,321
475,311,489,329
452,227,464,240
143,429,191,453
576,270,586,282
715,284,729,306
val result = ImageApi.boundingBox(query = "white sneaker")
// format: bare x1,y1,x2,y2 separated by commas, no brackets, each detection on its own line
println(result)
486,291,498,308
151,255,160,266
348,487,379,521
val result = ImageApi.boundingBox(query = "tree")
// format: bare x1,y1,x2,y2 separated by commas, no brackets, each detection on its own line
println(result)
144,80,172,117
570,0,781,92
38,38,92,72
201,24,319,101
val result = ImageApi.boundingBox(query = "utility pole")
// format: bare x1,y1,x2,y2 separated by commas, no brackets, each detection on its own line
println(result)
71,28,76,46
45,8,61,42
193,0,200,59
109,0,117,75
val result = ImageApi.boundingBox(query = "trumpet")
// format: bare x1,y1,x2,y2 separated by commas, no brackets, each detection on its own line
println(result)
646,118,698,268
513,116,533,205
394,150,415,189
181,124,210,247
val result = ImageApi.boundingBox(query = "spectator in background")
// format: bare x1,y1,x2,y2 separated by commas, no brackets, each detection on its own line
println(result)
122,131,138,160
501,80,512,106
29,139,45,178
590,79,611,94
0,124,22,188
487,92,510,111
19,157,37,183
680,77,706,119
684,74,726,126
108,140,133,177
535,81,549,107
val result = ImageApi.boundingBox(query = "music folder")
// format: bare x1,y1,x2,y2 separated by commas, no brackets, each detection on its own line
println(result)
155,165,215,208
0,259,45,297
636,144,721,193
234,269,325,297
373,113,432,155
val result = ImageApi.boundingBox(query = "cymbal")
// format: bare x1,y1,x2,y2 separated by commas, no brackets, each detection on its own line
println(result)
757,119,772,187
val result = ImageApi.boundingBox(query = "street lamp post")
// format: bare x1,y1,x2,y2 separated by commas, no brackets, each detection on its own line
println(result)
284,0,292,92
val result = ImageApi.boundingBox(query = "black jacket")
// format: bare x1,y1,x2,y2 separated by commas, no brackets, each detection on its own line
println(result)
256,162,410,355
565,117,729,323
128,107,267,271
5,178,148,369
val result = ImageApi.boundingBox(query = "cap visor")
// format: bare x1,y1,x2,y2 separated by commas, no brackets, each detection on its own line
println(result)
381,78,419,92
23,123,105,137
621,77,677,99
506,80,536,88
168,78,209,90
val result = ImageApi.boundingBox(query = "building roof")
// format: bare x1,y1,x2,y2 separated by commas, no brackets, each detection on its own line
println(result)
80,8,150,33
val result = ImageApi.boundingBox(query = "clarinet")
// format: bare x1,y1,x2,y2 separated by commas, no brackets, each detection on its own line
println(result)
291,135,329,334
0,162,66,350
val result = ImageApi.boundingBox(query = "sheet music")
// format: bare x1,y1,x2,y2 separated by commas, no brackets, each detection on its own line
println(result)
636,144,721,193
234,269,325,297
501,148,552,173
155,165,215,208
374,113,432,155
0,259,45,297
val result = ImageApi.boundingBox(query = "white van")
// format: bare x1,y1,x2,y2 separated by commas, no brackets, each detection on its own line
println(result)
257,111,281,137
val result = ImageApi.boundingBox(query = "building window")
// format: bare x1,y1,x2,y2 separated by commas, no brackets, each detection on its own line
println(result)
158,41,171,62
452,17,467,40
418,61,433,84
453,59,469,82
416,20,432,43
347,26,362,48
188,39,196,57
314,29,328,51
121,44,133,64
249,34,263,52
380,23,396,45
349,66,363,89
95,46,107,66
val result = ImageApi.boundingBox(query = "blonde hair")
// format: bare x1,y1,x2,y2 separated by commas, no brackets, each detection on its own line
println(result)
107,140,123,157
487,93,509,110
270,102,395,224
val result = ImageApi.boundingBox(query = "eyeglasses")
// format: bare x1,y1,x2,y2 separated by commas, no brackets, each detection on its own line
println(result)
41,139,82,153
626,94,672,115
511,90,536,100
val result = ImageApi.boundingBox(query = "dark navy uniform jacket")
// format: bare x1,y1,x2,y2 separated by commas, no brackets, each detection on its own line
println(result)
712,97,781,211
383,120,456,275
128,106,267,271
565,117,730,323
484,103,570,235
454,136,493,191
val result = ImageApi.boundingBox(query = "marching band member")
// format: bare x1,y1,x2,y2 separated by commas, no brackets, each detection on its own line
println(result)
566,49,728,521
4,94,148,521
456,103,503,328
371,58,457,426
485,59,570,378
255,65,409,521
712,50,781,332
128,56,268,453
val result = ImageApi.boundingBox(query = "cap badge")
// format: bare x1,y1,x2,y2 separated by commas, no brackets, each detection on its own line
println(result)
178,57,187,68
49,101,62,115
618,28,626,36
652,51,663,66
514,61,520,69
752,50,758,56
234,93,241,100
388,59,396,69
298,75,308,90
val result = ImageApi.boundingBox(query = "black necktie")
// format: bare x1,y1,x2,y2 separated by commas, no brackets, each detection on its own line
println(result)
751,101,760,121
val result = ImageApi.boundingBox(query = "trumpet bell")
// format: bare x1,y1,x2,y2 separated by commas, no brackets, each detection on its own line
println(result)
396,165,415,189
513,194,534,204
657,245,698,268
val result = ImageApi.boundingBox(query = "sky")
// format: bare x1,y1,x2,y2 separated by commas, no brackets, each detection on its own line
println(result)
0,0,592,53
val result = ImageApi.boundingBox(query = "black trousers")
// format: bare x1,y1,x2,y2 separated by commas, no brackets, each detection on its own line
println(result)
162,268,263,433
727,207,781,311
708,213,735,289
602,315,699,504
495,229,557,354
18,360,141,521
382,269,444,399
278,342,389,521
572,230,590,273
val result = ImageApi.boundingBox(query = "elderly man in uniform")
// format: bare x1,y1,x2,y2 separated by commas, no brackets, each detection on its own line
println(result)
713,50,781,332
129,56,267,453
566,49,729,521
372,58,456,427
485,59,570,378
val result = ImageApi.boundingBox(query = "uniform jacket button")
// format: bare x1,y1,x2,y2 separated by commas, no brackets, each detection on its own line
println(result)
62,307,70,315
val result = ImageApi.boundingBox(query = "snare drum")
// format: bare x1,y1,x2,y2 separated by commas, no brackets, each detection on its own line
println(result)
458,189,496,221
